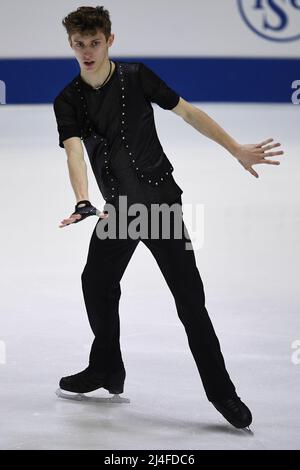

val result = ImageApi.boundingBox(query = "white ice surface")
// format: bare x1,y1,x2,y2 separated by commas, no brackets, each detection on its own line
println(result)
0,102,299,450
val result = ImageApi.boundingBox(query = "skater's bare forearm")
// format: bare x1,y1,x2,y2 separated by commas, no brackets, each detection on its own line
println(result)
62,137,89,202
184,106,239,155
67,154,89,202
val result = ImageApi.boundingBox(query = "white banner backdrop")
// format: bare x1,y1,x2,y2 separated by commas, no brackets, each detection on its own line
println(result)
0,0,299,58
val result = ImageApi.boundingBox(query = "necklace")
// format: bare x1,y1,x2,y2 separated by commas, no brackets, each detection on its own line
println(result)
94,60,113,90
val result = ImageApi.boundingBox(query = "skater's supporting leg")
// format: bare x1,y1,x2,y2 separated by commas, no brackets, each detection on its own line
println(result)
81,217,139,386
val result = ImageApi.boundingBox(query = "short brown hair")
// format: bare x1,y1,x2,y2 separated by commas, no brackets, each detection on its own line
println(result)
62,6,112,41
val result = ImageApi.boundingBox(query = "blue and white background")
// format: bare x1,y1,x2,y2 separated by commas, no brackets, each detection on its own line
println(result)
0,0,299,103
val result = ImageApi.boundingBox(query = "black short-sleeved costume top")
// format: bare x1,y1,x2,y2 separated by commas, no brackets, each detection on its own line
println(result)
53,61,183,210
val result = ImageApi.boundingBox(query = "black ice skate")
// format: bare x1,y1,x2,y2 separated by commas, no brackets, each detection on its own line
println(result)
212,396,252,431
55,367,130,404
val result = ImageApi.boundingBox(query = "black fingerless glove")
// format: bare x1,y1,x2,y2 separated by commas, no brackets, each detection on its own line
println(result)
71,200,99,223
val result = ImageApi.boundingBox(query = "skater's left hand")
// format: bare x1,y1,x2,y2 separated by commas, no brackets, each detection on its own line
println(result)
231,138,284,178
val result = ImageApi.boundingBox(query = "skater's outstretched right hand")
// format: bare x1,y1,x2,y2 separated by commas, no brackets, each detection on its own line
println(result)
59,200,108,228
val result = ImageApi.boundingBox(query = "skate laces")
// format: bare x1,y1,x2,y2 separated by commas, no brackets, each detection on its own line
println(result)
222,397,242,414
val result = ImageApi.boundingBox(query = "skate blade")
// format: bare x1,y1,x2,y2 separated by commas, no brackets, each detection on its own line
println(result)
55,388,130,404
241,426,254,435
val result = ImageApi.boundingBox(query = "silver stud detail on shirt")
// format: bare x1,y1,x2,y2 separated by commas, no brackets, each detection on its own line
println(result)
74,76,119,201
74,63,175,198
117,63,175,188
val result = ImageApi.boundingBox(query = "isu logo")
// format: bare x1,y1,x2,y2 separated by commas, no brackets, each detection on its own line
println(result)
238,0,300,42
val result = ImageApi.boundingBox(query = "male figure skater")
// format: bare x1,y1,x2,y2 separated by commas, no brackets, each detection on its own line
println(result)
53,6,284,429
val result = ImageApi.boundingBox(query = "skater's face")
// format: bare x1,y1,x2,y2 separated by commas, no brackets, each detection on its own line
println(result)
69,30,114,72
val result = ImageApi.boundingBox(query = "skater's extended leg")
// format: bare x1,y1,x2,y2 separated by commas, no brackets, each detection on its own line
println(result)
141,207,252,428
141,209,237,402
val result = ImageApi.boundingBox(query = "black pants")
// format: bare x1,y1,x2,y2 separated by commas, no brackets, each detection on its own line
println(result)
81,197,237,402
